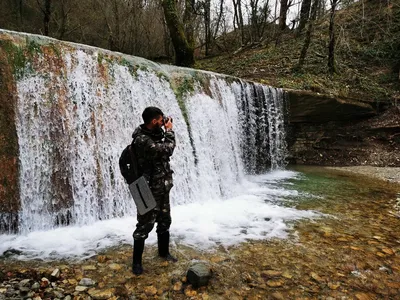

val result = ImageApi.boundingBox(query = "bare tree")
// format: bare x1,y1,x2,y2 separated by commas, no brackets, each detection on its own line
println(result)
297,0,312,33
279,0,292,30
36,0,52,35
162,0,195,66
296,0,319,69
328,0,341,74
248,0,270,42
232,0,245,45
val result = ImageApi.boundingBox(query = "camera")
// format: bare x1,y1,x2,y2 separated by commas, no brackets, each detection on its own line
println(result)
163,116,173,124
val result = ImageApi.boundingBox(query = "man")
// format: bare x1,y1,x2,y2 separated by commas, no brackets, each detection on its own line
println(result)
131,106,177,275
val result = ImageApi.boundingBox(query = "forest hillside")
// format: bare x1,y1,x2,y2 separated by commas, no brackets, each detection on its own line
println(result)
196,0,400,105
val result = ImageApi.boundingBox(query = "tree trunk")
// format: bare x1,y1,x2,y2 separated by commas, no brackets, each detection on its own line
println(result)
58,0,67,40
183,0,195,52
328,0,338,74
204,0,211,56
296,0,319,69
298,0,312,33
161,0,194,67
43,0,52,36
279,0,289,30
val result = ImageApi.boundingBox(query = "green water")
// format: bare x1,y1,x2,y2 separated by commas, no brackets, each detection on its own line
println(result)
285,166,400,216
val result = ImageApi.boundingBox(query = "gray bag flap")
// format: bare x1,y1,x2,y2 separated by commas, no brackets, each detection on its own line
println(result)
129,176,157,215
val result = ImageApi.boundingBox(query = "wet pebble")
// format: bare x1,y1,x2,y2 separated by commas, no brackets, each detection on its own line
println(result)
31,282,40,291
79,278,95,287
108,263,122,271
144,285,157,296
75,285,88,292
266,279,284,287
87,288,115,299
51,269,61,280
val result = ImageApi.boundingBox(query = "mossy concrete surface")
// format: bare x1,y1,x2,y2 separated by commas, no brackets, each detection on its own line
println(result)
0,45,20,233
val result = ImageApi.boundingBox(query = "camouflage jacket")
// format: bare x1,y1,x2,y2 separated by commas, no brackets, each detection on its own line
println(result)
131,125,175,194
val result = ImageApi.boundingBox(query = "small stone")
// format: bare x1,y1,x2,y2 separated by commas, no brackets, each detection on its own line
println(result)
31,282,40,291
376,252,386,257
282,271,293,279
382,248,394,255
144,286,157,296
79,278,95,287
187,261,212,287
201,293,210,300
41,278,50,288
82,265,97,271
266,280,284,287
355,293,373,300
328,282,340,290
387,282,400,288
51,269,61,280
181,276,187,283
68,279,78,285
98,282,106,289
0,288,6,293
19,286,30,293
210,256,225,263
271,292,285,300
310,272,324,283
160,261,169,267
64,296,72,300
337,237,350,242
19,279,31,287
173,281,182,291
97,255,107,263
184,287,197,297
88,288,115,299
108,264,122,271
75,286,88,292
33,296,42,300
262,270,282,277
54,291,64,298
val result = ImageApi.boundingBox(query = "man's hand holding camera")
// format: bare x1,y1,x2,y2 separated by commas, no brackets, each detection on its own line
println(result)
163,117,173,132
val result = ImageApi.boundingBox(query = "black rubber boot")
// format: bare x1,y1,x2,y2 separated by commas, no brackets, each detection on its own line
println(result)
132,239,145,275
158,231,178,262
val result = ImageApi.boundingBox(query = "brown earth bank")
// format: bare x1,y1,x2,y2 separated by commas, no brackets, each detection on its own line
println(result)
1,174,399,300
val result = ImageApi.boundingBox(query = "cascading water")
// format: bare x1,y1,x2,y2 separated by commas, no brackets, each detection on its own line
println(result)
0,30,317,258
13,50,288,233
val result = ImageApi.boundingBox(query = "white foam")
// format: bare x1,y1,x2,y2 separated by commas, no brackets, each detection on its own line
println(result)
0,171,319,260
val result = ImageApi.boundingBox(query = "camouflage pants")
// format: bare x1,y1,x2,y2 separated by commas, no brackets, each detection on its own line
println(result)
133,192,171,240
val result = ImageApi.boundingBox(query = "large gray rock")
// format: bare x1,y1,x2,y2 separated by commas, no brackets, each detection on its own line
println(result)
186,261,212,288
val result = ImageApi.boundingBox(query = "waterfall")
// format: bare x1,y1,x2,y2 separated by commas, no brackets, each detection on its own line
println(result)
0,30,288,234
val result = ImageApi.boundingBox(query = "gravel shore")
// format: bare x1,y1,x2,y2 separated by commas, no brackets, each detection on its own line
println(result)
325,166,400,184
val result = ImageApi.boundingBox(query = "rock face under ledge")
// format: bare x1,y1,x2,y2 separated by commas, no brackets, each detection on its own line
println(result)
285,89,399,166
